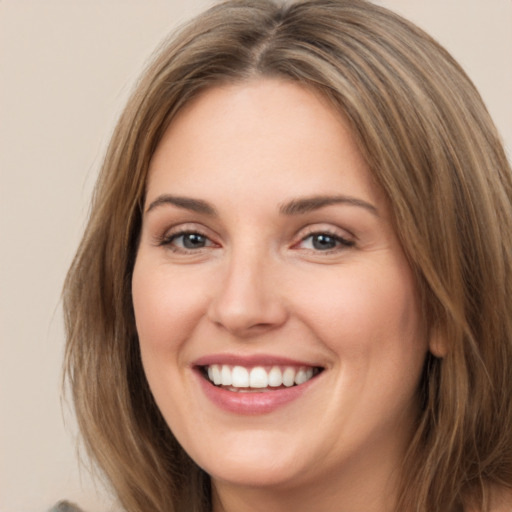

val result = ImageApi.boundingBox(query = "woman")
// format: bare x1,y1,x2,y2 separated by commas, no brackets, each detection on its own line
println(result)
63,0,512,511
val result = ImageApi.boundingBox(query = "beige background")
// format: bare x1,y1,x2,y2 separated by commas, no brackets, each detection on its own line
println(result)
1,1,510,511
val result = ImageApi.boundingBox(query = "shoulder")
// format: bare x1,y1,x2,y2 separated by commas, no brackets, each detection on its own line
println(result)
48,501,85,512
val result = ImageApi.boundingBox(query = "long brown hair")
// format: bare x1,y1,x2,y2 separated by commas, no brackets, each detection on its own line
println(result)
63,1,512,510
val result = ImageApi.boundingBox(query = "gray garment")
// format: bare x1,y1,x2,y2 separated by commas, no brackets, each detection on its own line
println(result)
48,501,85,512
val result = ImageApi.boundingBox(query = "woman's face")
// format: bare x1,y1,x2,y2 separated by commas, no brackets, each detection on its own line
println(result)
132,79,429,496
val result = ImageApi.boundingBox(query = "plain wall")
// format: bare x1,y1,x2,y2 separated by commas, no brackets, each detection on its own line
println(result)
1,1,510,511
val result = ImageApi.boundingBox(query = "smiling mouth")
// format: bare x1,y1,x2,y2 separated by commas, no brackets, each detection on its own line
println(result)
200,364,323,392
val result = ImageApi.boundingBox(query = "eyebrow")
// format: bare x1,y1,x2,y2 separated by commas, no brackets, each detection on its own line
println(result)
145,193,378,217
279,195,378,216
145,194,218,216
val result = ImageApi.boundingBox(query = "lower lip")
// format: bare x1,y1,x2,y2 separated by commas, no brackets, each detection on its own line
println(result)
196,370,319,415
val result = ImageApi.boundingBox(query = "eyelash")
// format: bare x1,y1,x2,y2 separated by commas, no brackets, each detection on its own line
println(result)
157,227,355,255
158,229,215,253
296,230,355,252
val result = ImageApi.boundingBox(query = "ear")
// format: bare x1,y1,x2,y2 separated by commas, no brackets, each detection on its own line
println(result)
428,326,447,358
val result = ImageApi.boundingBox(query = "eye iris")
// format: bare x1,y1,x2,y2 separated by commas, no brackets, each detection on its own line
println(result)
183,233,206,249
312,234,337,250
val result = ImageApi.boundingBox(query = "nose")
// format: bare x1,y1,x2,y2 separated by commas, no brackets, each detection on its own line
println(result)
207,251,289,338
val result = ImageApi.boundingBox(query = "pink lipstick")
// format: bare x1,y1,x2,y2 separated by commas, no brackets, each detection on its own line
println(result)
193,354,324,415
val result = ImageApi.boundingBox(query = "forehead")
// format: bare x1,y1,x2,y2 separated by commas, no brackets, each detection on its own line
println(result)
146,78,383,210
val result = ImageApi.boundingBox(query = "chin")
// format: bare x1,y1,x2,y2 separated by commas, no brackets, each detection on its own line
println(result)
189,432,311,489
207,460,303,490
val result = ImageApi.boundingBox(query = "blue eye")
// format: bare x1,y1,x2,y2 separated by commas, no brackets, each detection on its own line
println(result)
163,231,213,250
180,233,208,249
300,233,354,251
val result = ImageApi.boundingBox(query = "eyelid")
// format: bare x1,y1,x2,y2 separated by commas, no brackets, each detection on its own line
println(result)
163,231,213,246
154,222,220,249
151,221,355,255
299,232,353,248
156,221,207,238
295,224,355,243
291,224,356,253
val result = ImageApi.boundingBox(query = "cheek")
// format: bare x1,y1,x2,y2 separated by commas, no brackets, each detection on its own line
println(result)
131,259,209,357
301,266,420,343
293,260,427,394
131,259,210,422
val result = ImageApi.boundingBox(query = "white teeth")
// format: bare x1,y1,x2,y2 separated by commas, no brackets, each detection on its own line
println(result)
268,366,283,387
249,367,268,388
282,367,295,387
221,365,232,386
205,364,318,389
295,368,308,385
231,366,249,387
212,365,222,385
294,368,314,385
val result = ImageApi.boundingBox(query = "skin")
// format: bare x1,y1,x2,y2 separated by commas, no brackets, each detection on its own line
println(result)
132,79,431,512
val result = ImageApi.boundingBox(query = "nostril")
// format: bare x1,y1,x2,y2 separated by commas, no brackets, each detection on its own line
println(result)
206,267,289,336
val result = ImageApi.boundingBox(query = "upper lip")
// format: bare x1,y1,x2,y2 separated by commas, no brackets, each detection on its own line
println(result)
192,353,324,369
